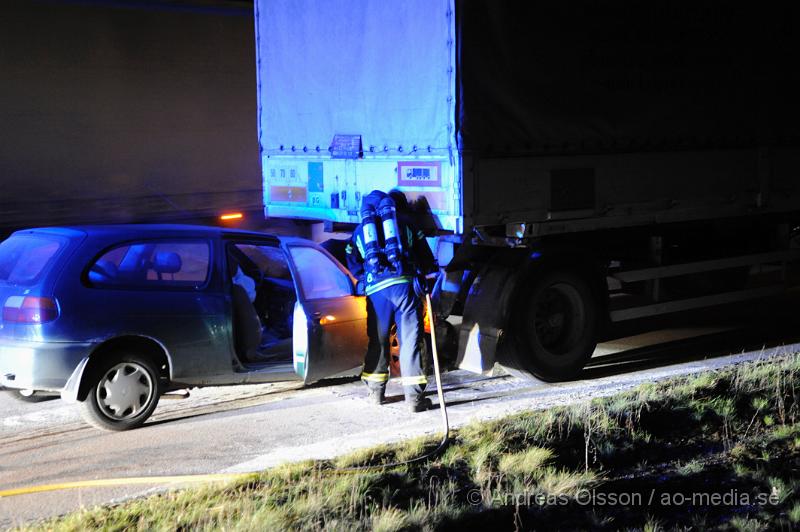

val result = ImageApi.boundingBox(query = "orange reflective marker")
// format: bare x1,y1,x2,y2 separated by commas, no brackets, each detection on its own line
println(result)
219,212,244,221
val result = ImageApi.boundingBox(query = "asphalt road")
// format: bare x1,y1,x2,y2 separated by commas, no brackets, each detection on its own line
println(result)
2,302,799,528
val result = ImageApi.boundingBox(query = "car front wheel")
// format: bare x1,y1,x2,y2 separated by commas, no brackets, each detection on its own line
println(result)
79,355,162,431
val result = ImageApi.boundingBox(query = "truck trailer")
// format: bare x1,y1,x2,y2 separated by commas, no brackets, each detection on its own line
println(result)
0,0,263,234
255,0,800,381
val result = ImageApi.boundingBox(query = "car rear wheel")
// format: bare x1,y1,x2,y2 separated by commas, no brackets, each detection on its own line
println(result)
79,354,162,431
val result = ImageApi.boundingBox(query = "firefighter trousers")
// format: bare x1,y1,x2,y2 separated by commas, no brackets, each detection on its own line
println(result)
360,281,428,401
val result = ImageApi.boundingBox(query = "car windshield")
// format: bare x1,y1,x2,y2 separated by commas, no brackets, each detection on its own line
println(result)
0,234,66,286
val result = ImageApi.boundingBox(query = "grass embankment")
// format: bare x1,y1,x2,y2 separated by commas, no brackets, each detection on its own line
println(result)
26,355,800,531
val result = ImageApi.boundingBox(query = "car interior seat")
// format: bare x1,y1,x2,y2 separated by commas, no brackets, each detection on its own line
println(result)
152,251,182,280
231,283,262,363
88,259,118,283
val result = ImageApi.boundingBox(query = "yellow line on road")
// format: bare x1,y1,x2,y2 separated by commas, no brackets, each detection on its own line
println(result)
0,473,248,498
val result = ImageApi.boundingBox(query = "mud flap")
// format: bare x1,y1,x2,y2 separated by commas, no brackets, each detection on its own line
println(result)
60,357,89,403
456,264,521,373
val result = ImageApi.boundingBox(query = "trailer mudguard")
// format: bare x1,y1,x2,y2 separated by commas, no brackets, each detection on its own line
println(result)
456,262,521,373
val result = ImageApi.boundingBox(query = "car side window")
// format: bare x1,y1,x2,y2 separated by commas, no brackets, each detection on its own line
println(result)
288,246,352,300
233,244,292,281
87,241,210,289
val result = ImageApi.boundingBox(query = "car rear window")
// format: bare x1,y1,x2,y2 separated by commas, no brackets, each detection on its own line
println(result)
87,241,211,289
0,234,66,286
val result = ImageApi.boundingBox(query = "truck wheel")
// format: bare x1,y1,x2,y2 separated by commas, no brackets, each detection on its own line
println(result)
501,270,597,381
79,354,162,431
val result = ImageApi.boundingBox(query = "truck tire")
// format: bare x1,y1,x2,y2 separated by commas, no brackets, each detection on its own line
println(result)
500,269,598,381
78,354,162,431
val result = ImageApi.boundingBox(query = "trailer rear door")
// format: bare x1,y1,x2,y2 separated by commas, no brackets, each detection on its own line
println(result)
255,0,461,232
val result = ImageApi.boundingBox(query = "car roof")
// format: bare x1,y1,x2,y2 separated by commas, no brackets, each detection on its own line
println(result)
18,224,291,243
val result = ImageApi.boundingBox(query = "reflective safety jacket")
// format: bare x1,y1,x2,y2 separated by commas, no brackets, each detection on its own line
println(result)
346,215,435,296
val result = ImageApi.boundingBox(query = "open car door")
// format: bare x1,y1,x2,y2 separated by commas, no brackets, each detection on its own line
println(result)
285,242,367,384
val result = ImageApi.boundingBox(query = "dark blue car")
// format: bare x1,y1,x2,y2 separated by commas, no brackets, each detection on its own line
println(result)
0,225,367,430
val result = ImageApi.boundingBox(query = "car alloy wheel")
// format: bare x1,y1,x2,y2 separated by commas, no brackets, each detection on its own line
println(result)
79,354,162,431
95,361,155,420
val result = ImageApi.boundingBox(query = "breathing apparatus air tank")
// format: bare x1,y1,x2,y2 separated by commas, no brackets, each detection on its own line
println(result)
378,195,403,275
360,190,386,274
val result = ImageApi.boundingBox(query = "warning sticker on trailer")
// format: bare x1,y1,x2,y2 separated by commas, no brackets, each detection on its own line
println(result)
308,162,324,192
270,186,308,203
266,163,308,204
397,161,441,187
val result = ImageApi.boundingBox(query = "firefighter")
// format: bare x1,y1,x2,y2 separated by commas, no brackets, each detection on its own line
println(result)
346,189,436,412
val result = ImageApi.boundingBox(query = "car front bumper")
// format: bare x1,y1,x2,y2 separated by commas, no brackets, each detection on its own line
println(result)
0,339,92,392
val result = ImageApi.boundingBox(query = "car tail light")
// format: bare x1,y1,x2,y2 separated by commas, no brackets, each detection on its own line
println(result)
2,296,59,323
